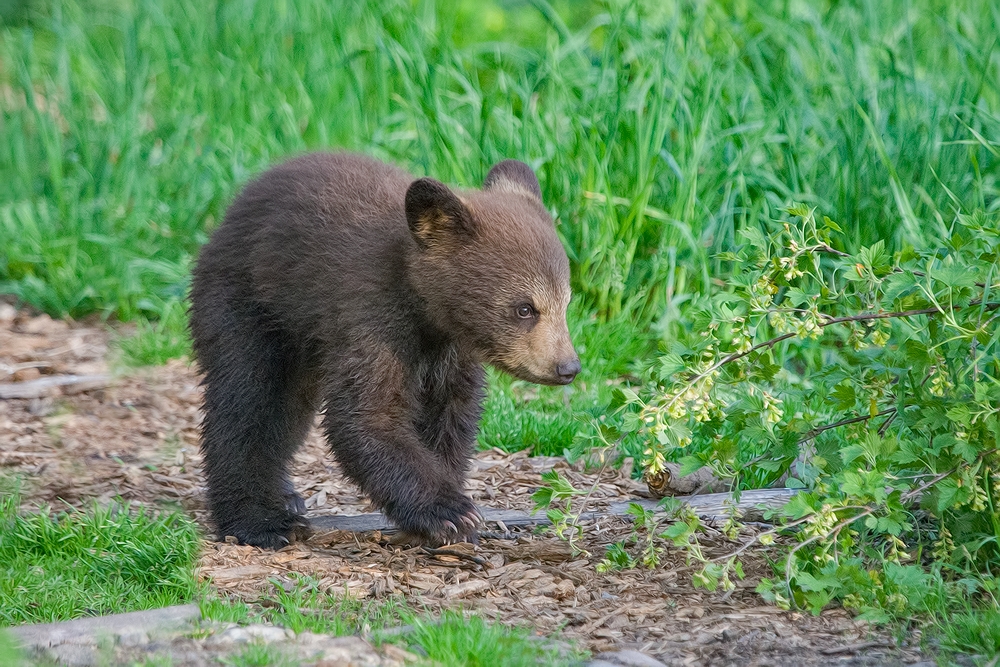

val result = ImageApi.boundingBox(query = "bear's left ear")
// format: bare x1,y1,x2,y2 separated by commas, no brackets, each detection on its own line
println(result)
405,178,477,250
483,160,543,201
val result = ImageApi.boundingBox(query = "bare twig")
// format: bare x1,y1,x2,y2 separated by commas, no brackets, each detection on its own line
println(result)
662,300,1000,415
799,408,896,444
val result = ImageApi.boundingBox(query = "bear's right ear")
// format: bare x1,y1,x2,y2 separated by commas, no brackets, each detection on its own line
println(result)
405,178,476,250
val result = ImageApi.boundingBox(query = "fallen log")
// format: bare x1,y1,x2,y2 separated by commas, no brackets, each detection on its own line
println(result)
0,374,111,399
8,604,201,649
308,488,798,534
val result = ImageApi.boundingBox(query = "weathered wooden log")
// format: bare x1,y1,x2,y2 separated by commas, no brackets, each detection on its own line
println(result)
308,488,798,534
8,604,201,649
0,374,111,399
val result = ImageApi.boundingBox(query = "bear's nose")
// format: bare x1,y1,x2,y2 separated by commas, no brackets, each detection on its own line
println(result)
556,357,581,384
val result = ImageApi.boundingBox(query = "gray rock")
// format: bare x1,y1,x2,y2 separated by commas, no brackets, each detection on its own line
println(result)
316,636,385,665
208,624,293,646
243,624,294,643
593,649,669,667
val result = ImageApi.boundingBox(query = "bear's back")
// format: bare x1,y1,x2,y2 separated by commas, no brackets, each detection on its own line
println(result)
192,153,420,348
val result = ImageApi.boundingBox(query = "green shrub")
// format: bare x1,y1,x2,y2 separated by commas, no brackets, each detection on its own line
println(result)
591,205,999,623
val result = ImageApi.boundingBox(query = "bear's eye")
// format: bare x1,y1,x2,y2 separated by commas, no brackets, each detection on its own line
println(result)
515,304,537,319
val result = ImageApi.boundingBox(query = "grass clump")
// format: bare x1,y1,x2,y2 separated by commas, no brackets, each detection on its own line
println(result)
408,610,581,667
200,578,411,638
201,578,582,666
114,297,192,368
220,644,294,667
0,492,201,625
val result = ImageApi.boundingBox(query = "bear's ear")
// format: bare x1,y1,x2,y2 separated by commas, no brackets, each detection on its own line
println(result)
405,178,476,249
483,160,543,201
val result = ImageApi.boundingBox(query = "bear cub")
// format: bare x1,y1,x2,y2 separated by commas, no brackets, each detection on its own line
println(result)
189,153,580,548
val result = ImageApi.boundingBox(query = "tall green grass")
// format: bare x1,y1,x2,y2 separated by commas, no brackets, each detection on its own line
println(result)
1,0,997,455
1,0,996,324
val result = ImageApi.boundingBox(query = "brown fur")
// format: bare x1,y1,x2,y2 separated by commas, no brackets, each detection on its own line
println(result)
189,153,579,548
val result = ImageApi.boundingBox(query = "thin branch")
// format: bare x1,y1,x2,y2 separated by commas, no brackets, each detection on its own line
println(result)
878,411,898,437
812,243,850,258
799,408,896,444
899,448,998,503
663,300,1000,414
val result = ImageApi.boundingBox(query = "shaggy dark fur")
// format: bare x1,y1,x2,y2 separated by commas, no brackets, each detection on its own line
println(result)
189,153,578,548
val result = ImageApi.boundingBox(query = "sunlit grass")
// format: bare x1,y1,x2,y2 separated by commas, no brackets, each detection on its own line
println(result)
1,0,995,323
0,491,201,625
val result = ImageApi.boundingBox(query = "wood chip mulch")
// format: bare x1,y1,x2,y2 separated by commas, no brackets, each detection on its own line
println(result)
0,303,928,665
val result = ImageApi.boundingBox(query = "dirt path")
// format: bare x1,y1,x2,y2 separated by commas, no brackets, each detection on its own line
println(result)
0,304,930,665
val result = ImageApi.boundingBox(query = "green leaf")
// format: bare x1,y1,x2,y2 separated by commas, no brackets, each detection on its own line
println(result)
657,354,686,381
531,487,553,510
953,439,979,464
829,383,857,411
677,455,705,477
929,264,977,289
935,478,961,511
663,521,693,542
822,216,843,233
617,387,641,405
840,444,866,465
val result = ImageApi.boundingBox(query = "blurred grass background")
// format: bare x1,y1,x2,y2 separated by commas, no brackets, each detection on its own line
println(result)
1,0,997,455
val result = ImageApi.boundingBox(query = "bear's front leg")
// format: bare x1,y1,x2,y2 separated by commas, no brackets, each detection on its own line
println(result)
321,350,482,545
418,360,486,491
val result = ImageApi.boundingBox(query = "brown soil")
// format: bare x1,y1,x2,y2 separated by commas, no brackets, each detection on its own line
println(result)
0,305,930,666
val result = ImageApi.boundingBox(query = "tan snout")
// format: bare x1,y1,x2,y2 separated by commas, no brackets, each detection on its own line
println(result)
512,321,580,386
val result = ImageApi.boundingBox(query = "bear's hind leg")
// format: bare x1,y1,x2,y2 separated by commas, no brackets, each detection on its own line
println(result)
195,315,317,549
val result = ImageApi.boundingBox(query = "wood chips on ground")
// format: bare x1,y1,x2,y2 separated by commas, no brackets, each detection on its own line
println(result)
0,303,928,666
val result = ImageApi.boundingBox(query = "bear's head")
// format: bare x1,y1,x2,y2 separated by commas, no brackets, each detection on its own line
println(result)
405,160,580,386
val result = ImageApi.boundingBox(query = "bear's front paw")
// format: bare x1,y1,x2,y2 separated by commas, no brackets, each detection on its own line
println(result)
217,511,312,549
387,492,482,547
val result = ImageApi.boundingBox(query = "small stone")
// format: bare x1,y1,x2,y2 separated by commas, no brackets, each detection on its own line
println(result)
316,636,383,665
242,624,293,643
212,627,249,645
0,303,16,323
593,649,669,667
